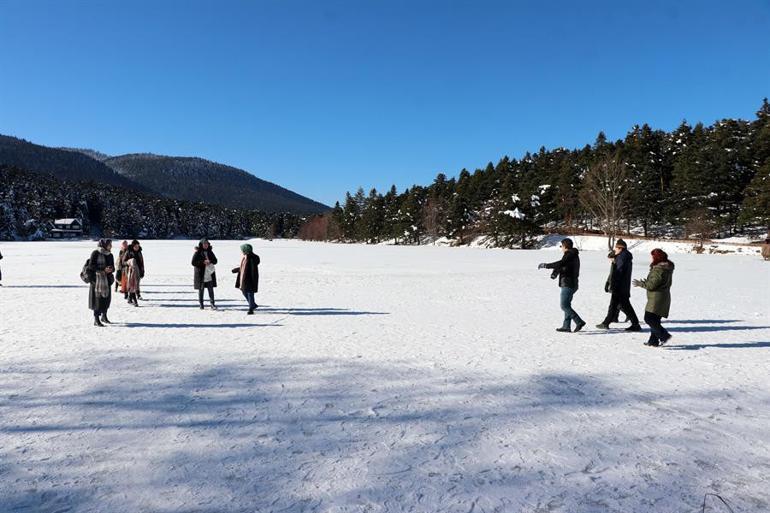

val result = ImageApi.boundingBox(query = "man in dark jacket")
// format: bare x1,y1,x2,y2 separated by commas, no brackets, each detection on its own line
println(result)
596,239,641,331
538,238,586,333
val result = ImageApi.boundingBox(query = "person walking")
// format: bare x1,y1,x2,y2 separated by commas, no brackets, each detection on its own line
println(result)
232,243,260,315
604,250,625,323
115,240,128,292
122,240,145,301
596,239,642,331
633,249,675,347
88,239,115,326
538,238,586,333
192,238,218,310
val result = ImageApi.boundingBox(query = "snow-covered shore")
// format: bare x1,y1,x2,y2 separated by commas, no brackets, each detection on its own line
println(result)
0,239,768,512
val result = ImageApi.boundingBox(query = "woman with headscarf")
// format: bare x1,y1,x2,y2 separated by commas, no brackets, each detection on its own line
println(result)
192,238,218,310
123,251,141,306
633,248,675,347
232,243,260,314
115,240,128,293
88,239,115,326
121,240,145,301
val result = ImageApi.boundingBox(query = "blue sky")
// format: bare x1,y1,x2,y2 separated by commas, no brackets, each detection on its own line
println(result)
1,0,768,206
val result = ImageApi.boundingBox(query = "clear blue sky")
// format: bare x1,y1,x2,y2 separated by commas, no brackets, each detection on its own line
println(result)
1,0,768,206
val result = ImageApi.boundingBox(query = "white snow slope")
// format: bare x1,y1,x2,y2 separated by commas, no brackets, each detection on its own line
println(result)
0,240,769,513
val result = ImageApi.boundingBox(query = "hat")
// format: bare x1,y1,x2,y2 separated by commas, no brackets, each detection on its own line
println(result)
130,239,140,246
615,239,627,248
199,238,209,247
240,243,253,254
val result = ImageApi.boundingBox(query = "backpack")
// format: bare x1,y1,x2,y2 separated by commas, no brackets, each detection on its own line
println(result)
80,259,94,284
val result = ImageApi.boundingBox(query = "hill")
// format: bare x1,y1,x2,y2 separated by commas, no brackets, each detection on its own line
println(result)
0,135,143,190
104,154,329,215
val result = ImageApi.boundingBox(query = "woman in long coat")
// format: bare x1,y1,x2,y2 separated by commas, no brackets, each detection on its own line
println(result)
115,240,128,293
121,240,145,301
633,248,675,347
232,243,260,314
192,238,218,310
88,239,115,326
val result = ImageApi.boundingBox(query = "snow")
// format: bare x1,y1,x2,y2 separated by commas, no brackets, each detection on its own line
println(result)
1,239,769,512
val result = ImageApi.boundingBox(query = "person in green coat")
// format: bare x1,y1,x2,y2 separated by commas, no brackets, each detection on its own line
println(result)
632,248,675,347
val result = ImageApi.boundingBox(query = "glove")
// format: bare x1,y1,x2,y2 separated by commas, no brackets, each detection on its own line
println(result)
632,279,642,288
550,270,559,280
538,263,547,269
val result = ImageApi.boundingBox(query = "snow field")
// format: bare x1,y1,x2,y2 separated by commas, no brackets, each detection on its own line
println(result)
0,239,768,512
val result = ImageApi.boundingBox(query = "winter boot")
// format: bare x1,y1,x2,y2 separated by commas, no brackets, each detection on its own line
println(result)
574,320,586,332
199,303,205,310
100,313,112,324
625,324,642,332
94,317,104,327
210,302,217,310
247,309,254,315
595,323,609,330
555,327,571,333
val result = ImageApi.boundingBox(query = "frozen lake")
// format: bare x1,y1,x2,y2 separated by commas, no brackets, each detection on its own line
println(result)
0,239,769,512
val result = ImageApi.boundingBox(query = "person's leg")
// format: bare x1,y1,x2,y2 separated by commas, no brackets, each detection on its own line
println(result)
644,311,663,345
198,287,205,308
619,296,641,327
600,294,621,326
559,287,576,330
207,283,215,307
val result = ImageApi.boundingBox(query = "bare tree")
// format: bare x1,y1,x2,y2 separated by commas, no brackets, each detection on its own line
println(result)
580,154,630,250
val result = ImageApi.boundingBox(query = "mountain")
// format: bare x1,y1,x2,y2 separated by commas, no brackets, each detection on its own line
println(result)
103,153,329,214
0,134,330,215
0,135,143,190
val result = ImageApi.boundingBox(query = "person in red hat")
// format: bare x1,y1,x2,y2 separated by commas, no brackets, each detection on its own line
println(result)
633,248,675,346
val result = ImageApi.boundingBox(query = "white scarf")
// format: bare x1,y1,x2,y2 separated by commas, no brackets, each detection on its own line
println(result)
204,262,215,283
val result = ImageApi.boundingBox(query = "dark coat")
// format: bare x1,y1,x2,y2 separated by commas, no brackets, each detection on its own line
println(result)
544,248,580,289
192,245,218,289
609,249,633,297
233,253,260,293
122,247,145,278
638,260,675,317
88,249,114,312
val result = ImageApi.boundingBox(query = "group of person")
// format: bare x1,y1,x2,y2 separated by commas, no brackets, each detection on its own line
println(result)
86,238,261,327
538,238,675,347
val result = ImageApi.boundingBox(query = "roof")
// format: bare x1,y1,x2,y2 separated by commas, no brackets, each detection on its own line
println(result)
53,218,82,225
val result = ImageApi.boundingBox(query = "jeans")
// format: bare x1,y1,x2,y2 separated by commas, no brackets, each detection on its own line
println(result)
602,293,640,326
644,311,670,344
242,290,257,311
559,287,584,329
198,283,215,306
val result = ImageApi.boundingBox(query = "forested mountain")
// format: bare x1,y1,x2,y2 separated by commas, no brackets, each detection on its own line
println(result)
0,135,329,215
0,165,302,240
0,135,143,190
310,99,770,246
103,154,329,214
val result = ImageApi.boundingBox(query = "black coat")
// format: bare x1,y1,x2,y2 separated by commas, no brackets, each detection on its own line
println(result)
87,249,114,312
609,249,633,297
233,253,260,293
545,248,580,289
192,246,218,289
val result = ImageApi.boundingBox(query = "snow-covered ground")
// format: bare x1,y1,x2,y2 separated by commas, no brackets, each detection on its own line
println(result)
0,239,769,513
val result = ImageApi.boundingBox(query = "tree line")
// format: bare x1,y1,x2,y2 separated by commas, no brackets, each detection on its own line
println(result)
0,165,302,240
299,99,770,247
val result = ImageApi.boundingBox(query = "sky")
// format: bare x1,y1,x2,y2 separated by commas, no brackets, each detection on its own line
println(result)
1,0,769,206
